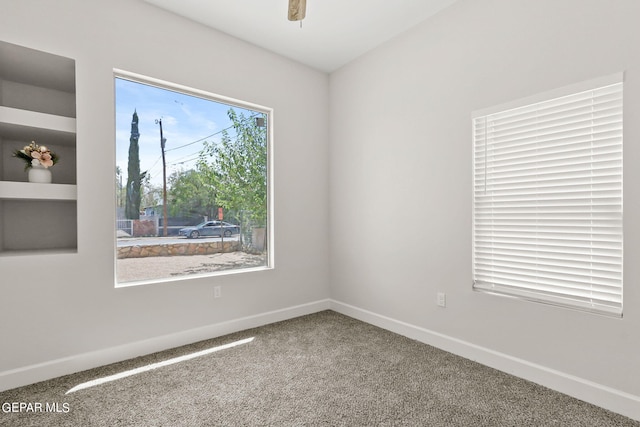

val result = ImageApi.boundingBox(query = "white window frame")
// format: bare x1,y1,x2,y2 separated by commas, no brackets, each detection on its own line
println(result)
114,69,274,287
472,73,623,317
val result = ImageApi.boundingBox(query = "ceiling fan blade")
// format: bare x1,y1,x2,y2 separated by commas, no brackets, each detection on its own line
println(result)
288,0,307,21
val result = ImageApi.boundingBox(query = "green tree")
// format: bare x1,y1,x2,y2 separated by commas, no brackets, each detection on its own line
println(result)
140,173,163,212
167,168,217,218
199,109,267,244
125,110,146,219
115,166,125,208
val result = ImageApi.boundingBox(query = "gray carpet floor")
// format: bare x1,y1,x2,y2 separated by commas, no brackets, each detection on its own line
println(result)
1,310,638,426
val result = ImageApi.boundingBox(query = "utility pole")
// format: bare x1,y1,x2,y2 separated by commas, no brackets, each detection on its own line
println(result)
156,118,168,237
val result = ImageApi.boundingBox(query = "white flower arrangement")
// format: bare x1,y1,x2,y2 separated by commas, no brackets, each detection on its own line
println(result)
13,141,59,170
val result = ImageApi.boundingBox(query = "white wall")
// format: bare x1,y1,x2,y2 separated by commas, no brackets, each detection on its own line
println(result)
0,0,329,383
330,0,640,418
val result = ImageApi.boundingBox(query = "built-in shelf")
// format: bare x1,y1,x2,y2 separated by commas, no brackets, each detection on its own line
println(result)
0,248,77,258
0,181,77,200
0,106,76,134
0,40,77,254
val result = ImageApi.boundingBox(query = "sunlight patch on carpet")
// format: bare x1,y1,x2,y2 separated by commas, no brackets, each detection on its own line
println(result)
66,337,255,394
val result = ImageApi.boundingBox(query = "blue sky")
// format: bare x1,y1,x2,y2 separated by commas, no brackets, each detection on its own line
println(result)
115,77,257,186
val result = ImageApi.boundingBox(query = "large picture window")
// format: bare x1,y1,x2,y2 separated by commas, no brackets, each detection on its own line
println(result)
472,74,623,316
114,71,272,285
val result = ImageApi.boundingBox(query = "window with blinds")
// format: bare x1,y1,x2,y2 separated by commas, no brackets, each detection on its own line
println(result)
472,75,623,316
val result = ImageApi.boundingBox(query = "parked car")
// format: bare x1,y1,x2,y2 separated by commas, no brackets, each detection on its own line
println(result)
179,221,240,239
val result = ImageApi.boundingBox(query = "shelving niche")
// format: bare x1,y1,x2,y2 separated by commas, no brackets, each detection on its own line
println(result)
0,40,77,255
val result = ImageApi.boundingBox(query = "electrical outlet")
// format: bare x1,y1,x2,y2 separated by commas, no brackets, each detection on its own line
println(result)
437,292,446,307
214,286,222,298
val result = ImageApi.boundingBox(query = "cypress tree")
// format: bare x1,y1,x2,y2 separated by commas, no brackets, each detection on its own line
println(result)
125,110,143,219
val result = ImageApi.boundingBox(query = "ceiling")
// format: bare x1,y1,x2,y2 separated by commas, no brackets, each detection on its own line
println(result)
143,0,458,73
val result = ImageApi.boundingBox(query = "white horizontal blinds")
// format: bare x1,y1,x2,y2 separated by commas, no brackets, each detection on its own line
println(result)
473,81,623,316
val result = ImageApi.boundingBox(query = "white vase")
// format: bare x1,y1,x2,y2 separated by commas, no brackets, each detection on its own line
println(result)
28,165,52,183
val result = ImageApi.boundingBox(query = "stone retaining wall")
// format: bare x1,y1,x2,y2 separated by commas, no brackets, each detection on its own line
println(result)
117,240,240,259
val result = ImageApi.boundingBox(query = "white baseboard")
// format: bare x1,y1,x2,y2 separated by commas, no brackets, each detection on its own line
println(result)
0,299,331,392
329,299,640,422
4,298,639,421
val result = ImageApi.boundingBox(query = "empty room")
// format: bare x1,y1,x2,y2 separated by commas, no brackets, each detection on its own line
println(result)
1,0,639,425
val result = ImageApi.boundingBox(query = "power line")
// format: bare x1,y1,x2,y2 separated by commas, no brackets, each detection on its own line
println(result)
169,155,201,166
164,112,262,153
142,111,267,180
146,155,163,173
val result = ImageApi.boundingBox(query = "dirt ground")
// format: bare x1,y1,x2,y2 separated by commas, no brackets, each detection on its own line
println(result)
116,251,267,283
